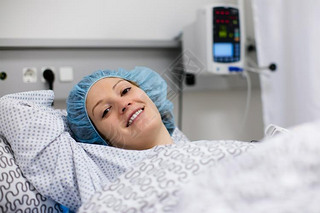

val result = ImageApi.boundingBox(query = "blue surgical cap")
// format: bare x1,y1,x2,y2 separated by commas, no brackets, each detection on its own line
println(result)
66,66,175,145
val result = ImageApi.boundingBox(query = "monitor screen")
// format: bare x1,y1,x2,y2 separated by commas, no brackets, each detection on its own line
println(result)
213,43,233,57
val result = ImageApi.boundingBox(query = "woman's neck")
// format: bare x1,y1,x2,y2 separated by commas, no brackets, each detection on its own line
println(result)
152,125,173,147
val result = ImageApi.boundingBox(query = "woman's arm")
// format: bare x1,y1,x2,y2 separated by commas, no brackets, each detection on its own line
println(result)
0,91,110,211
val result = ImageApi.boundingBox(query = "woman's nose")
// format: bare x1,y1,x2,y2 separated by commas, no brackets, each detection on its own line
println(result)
121,102,131,113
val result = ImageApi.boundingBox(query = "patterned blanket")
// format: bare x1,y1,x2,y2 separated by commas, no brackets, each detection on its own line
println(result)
79,121,320,213
79,140,254,212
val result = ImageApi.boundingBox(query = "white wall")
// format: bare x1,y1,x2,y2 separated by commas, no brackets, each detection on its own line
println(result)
0,0,255,40
0,0,264,141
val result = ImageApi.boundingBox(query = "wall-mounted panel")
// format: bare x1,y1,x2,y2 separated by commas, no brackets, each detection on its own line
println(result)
0,48,181,100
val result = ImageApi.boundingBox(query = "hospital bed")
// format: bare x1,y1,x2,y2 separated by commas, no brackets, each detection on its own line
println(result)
1,90,320,213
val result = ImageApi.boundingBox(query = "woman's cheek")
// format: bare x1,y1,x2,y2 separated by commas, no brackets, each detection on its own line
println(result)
98,120,119,142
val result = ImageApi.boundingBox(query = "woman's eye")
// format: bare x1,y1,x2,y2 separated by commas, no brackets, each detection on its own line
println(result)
121,87,131,96
102,107,111,118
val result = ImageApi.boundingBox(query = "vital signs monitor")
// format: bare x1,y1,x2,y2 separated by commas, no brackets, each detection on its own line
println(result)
183,0,245,74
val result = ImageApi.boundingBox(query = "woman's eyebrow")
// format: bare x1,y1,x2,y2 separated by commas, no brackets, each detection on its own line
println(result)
112,79,125,90
92,99,103,117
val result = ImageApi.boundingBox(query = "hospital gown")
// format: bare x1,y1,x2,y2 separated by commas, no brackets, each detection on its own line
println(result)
0,91,255,212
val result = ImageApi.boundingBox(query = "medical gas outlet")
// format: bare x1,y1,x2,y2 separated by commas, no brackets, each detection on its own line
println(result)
0,72,7,80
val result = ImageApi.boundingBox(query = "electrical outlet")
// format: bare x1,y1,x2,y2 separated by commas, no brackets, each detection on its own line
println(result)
41,67,55,82
23,67,37,83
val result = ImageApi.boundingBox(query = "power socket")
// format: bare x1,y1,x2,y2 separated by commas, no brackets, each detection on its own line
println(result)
22,67,37,83
41,67,55,82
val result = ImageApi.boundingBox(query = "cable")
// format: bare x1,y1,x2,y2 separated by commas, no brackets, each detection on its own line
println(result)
178,81,183,130
43,69,55,106
239,70,252,134
177,70,187,130
166,63,186,130
43,69,55,90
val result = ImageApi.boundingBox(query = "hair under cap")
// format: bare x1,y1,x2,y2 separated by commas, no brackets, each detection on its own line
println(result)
66,66,175,145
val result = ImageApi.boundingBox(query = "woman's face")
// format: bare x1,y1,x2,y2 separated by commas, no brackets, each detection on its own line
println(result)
86,77,164,150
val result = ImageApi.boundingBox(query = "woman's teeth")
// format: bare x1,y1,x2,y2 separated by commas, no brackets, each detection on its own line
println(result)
127,109,143,127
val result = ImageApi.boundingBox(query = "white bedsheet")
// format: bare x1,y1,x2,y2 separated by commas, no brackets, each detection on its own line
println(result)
79,121,320,213
176,121,320,213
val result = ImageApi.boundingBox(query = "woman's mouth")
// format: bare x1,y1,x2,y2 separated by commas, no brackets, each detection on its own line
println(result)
126,107,144,127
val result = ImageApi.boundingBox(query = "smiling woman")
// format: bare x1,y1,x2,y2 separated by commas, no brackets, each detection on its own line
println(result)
86,77,173,149
67,67,175,149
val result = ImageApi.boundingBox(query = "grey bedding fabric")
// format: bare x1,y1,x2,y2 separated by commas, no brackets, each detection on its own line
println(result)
78,139,254,212
0,135,62,213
